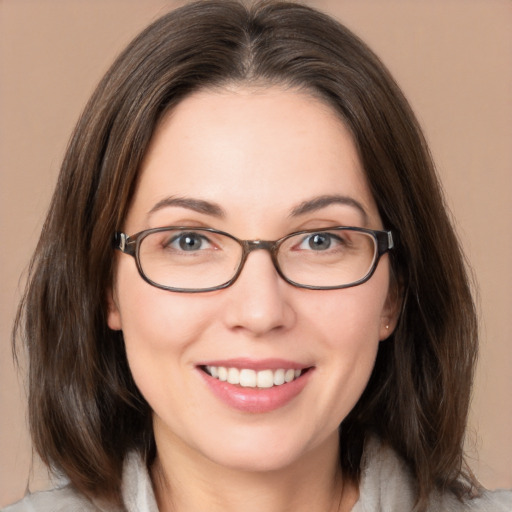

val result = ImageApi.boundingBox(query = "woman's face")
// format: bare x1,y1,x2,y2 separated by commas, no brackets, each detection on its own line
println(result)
109,86,397,472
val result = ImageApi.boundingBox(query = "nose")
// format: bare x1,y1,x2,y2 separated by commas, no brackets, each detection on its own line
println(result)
223,249,295,337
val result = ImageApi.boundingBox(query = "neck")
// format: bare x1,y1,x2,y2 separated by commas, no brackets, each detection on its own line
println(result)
151,429,358,512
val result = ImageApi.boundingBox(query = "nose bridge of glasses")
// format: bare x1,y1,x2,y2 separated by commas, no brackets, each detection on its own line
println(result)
244,239,276,253
240,239,280,269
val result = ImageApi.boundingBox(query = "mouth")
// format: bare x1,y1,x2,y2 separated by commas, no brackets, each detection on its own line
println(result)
197,358,314,413
200,365,310,389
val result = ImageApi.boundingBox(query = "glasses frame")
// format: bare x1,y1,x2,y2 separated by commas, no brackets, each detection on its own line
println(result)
114,226,394,293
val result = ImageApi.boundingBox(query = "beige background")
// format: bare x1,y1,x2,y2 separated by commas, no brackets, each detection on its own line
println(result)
1,0,511,506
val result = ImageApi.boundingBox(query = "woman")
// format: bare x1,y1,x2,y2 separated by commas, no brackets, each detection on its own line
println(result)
5,1,511,511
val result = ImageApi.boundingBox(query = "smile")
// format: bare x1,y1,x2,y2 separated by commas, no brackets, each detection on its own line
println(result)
203,366,304,388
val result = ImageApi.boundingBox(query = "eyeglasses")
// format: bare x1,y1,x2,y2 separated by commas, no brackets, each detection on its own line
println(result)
114,226,394,293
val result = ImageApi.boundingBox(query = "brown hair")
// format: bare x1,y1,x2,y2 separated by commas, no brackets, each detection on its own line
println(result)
14,1,479,509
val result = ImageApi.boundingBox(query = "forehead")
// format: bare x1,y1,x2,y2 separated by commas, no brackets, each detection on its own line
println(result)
126,86,380,233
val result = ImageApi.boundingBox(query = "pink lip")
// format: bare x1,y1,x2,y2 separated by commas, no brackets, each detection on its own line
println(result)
197,360,314,414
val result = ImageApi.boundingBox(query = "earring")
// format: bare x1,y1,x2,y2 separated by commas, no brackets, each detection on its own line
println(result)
385,325,389,330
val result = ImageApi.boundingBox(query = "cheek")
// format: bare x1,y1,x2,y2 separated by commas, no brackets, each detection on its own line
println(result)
300,272,389,413
111,262,219,385
308,288,384,381
115,281,219,421
302,281,388,345
113,256,210,341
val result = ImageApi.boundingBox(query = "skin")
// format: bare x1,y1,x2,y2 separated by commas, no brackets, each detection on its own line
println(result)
108,86,399,512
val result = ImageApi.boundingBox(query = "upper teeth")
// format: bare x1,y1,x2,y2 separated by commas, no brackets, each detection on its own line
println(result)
205,366,302,388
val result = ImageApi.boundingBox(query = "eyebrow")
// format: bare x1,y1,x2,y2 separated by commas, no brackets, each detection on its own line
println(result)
148,196,225,218
289,194,369,224
147,194,368,224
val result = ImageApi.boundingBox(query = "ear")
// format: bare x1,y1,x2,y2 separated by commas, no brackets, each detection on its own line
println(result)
379,280,402,341
106,287,122,331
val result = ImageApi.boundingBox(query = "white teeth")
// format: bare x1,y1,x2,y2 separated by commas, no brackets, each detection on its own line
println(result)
239,369,256,387
205,365,304,388
256,369,274,388
285,369,295,383
217,366,228,381
273,369,285,385
227,367,239,384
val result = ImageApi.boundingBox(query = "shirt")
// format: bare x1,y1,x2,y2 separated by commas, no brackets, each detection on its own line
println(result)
3,438,511,511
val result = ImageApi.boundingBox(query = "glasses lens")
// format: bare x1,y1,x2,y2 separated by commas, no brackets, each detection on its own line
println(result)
277,229,377,288
138,229,242,290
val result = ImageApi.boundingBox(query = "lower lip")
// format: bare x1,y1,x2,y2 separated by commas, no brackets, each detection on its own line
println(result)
198,368,313,414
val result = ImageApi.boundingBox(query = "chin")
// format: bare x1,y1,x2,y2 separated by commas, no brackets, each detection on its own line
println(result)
194,423,330,474
206,445,304,474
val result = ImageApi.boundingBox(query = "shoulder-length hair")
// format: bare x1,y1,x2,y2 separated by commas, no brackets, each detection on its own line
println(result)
14,1,479,509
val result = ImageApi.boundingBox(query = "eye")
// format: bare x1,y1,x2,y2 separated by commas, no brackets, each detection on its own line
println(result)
298,232,343,251
167,232,213,252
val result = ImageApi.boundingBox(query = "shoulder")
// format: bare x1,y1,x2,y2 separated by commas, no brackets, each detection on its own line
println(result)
0,485,101,512
0,480,123,512
2,451,157,512
433,488,512,512
353,437,512,512
353,436,418,511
